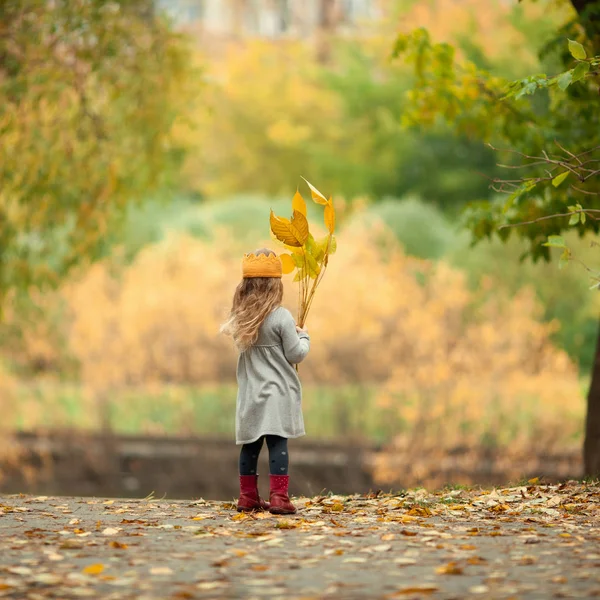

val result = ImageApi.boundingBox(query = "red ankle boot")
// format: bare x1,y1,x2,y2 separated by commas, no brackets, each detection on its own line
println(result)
237,475,269,512
269,475,297,515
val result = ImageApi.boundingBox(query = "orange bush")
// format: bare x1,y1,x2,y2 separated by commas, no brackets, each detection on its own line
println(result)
0,215,584,470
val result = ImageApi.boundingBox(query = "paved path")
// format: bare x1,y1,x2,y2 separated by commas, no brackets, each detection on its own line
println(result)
1,482,599,599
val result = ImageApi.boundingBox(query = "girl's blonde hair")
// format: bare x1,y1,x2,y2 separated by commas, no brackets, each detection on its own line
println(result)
221,249,284,351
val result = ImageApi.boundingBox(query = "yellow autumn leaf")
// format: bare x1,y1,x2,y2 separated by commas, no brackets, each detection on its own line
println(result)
270,210,309,247
280,253,296,274
436,561,464,575
394,585,439,595
83,563,104,575
292,190,307,216
301,177,328,205
231,512,249,522
324,198,335,234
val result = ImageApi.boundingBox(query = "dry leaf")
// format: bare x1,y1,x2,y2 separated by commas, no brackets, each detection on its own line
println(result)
343,557,367,563
32,573,61,585
150,567,174,576
82,563,104,575
408,506,432,517
47,552,64,561
436,561,464,575
372,544,392,553
231,513,249,522
393,584,439,595
394,558,417,566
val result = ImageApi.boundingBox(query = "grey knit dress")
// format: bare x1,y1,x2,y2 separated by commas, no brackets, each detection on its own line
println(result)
235,307,310,445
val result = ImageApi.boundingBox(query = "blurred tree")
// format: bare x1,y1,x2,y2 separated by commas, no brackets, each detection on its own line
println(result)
0,0,194,305
395,0,600,474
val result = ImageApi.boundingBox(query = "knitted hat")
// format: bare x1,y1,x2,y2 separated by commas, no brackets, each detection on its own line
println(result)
242,251,283,279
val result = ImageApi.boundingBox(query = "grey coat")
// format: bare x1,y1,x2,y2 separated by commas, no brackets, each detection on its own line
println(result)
235,307,310,445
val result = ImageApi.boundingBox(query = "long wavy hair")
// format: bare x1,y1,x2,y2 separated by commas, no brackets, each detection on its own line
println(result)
221,249,284,351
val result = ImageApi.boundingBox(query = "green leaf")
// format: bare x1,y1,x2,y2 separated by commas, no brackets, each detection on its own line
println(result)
392,34,408,58
543,235,566,249
325,234,337,255
581,212,587,224
552,171,569,187
503,180,536,213
557,70,574,91
572,61,590,83
304,252,321,279
305,234,320,260
569,212,580,225
559,248,570,270
293,269,308,283
291,252,305,269
568,39,587,60
313,235,337,262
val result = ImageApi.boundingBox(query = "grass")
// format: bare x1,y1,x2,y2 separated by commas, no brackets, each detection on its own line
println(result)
8,381,398,443
5,379,585,449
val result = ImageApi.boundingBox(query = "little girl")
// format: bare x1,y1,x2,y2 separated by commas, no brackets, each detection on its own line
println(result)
221,248,310,515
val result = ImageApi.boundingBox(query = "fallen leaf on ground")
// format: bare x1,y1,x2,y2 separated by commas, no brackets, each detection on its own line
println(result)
82,564,104,575
150,567,174,576
436,561,464,575
392,584,439,595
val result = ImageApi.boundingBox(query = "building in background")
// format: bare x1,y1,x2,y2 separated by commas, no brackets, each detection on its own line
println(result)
155,0,378,39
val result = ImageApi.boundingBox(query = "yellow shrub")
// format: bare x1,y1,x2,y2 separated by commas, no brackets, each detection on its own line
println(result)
3,216,583,470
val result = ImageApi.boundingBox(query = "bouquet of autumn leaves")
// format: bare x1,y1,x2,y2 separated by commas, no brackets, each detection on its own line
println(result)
270,179,336,329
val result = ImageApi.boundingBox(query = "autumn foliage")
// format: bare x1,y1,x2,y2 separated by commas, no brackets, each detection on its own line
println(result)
0,203,584,467
270,180,336,328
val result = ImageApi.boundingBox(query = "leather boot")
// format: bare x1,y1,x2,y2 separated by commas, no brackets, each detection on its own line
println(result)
237,475,269,512
269,474,297,515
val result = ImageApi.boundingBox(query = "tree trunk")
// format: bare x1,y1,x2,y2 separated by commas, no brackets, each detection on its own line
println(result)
584,319,600,476
316,0,336,64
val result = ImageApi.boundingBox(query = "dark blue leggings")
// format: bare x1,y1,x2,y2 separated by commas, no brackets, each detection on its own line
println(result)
239,435,289,476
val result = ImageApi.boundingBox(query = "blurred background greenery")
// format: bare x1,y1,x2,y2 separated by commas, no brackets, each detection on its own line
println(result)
1,0,595,475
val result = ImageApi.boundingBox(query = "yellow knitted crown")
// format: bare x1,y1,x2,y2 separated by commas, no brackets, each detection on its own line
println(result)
242,252,283,279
